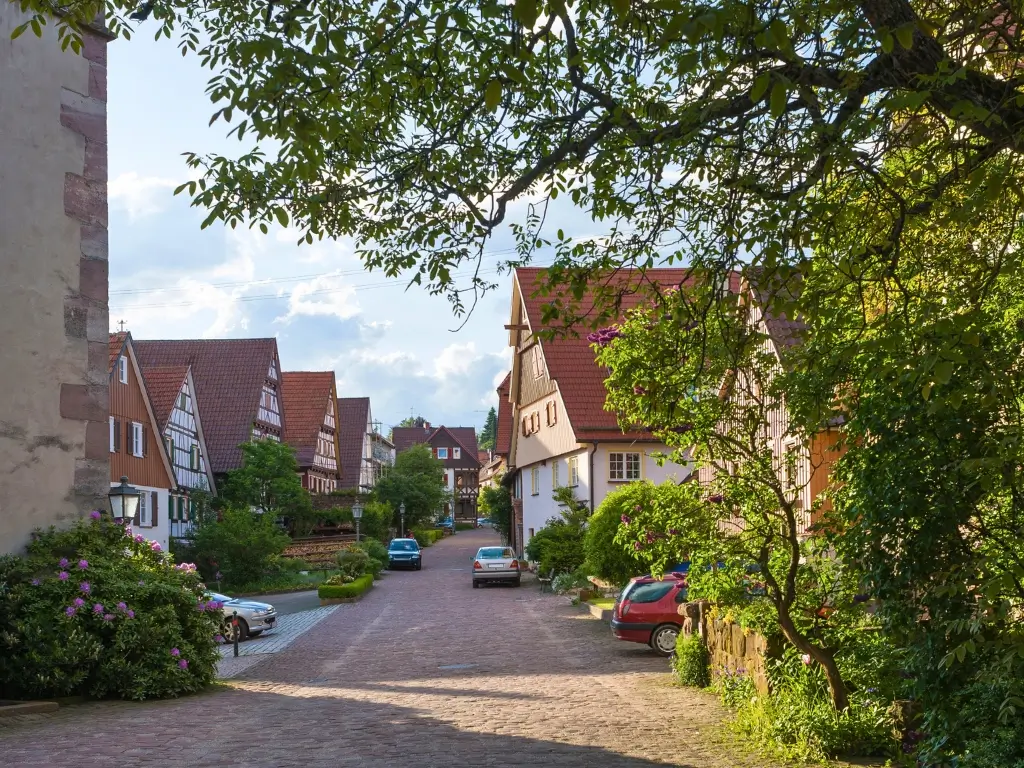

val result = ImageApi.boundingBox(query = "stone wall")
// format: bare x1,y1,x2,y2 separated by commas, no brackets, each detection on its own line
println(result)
678,601,780,694
0,8,112,553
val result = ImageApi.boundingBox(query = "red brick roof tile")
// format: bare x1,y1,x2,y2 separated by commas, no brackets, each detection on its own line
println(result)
515,268,742,442
392,425,482,467
495,371,512,457
140,366,189,432
108,332,127,372
133,339,281,474
336,397,370,489
281,372,337,468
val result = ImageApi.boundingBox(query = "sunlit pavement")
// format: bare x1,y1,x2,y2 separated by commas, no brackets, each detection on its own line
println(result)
0,529,774,767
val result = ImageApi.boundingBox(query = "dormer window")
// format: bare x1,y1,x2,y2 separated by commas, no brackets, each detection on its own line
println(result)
437,447,449,459
118,355,128,384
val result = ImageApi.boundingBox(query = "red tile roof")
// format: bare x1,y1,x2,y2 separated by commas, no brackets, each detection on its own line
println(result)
495,371,512,457
133,339,281,474
515,267,742,442
108,332,127,372
281,372,337,468
392,425,482,467
140,366,189,432
336,397,370,489
477,449,491,464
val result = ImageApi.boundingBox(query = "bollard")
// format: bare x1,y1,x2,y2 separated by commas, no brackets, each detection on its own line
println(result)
232,610,239,657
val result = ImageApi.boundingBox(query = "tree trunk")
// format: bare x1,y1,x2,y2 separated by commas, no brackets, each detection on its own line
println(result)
776,607,850,712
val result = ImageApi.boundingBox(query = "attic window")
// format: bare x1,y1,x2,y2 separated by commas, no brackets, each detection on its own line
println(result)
438,447,449,459
545,401,557,426
453,447,461,459
532,347,544,380
118,355,128,384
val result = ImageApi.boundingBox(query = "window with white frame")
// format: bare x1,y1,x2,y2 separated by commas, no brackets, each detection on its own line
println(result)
138,491,149,527
608,452,641,482
164,435,175,463
453,446,461,459
118,355,128,384
552,459,560,488
437,447,449,459
530,467,540,495
108,417,115,453
130,422,144,457
568,456,579,487
189,445,200,471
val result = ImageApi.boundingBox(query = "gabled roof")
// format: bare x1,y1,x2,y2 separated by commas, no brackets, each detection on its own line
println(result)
109,331,127,371
336,397,370,489
141,366,189,432
746,269,806,353
281,372,337,467
514,267,742,442
495,371,513,457
133,339,281,474
391,425,482,468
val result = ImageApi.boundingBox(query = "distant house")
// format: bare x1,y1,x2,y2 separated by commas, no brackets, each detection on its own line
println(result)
281,372,341,494
504,268,694,552
337,397,390,493
108,333,178,550
480,372,513,490
133,339,286,482
139,363,217,539
392,423,482,523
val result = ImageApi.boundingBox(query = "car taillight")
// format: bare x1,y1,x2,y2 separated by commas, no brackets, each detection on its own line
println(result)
621,600,632,616
510,560,520,570
473,560,482,570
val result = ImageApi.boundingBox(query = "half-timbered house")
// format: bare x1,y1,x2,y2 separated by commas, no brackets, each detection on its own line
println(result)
392,424,482,523
133,339,286,482
281,371,341,494
141,364,217,539
108,333,178,550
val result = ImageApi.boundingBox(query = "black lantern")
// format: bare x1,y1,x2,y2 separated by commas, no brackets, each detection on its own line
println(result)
352,502,363,543
399,502,406,537
108,476,141,523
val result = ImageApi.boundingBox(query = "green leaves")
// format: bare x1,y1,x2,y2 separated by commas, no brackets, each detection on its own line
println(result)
484,79,502,112
769,81,789,118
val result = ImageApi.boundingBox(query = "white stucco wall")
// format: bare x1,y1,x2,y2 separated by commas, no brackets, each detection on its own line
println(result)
112,482,170,552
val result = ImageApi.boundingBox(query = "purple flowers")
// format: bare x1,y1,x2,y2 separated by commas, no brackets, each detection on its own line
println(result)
117,601,128,612
90,510,101,520
633,542,643,550
65,606,77,617
59,558,69,568
127,610,135,619
170,648,180,657
58,571,69,581
620,514,631,524
103,613,115,622
138,580,145,586
585,326,622,346
645,530,656,543
93,603,104,614
668,529,681,536
73,597,86,607
30,578,41,586
79,582,91,594
707,494,724,503
178,659,189,670
134,535,145,543
78,559,88,570
633,385,647,395
215,571,223,581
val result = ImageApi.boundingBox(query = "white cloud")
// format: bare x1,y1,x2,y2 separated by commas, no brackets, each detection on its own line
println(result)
274,272,361,324
108,170,199,220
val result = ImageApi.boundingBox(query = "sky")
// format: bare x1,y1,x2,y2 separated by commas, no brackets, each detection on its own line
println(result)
105,32,569,435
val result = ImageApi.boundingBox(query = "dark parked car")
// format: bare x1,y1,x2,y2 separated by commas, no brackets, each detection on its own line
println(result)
610,573,688,656
388,538,422,570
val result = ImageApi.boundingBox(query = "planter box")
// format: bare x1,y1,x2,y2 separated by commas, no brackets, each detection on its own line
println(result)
585,602,612,622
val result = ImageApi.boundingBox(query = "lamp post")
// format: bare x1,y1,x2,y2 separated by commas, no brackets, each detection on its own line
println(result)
399,502,406,538
352,502,363,543
108,476,141,525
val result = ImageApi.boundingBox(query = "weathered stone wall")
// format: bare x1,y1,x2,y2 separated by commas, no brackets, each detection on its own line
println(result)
0,7,112,553
678,601,780,694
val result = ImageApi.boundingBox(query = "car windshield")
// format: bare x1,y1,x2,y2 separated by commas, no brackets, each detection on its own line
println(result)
478,547,514,559
390,540,419,551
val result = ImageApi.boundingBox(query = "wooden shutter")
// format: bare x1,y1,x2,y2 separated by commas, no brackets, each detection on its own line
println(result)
151,491,158,527
113,419,122,452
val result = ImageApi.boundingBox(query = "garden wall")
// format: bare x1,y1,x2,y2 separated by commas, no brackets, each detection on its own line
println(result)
678,601,779,694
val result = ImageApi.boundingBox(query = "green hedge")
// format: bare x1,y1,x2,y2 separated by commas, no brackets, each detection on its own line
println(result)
411,529,443,547
317,574,374,600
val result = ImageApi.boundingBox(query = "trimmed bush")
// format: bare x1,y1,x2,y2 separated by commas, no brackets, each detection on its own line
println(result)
673,633,711,687
411,528,443,547
0,514,220,701
318,574,374,600
525,521,585,576
335,546,371,578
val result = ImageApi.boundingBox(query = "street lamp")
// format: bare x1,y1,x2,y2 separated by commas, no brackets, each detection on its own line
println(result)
108,476,141,524
352,502,363,543
399,502,406,537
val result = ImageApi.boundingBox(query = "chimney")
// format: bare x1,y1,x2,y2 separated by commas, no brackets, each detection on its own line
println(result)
423,421,431,430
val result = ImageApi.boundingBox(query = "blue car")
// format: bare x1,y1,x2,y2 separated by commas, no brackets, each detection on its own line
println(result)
387,538,422,570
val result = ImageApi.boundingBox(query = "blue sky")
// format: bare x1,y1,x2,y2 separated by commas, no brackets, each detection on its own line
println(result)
105,33,571,434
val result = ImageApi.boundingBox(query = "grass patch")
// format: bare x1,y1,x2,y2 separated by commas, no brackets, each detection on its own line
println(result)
229,570,335,595
586,597,615,610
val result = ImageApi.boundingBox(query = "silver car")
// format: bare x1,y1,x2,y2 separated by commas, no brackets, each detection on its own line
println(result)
472,546,521,588
208,592,277,642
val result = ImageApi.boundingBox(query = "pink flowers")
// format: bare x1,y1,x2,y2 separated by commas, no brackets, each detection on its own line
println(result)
175,563,197,573
79,582,91,593
801,653,812,665
90,510,101,520
633,385,647,395
58,571,69,581
178,660,188,670
170,648,180,657
585,326,622,346
214,634,225,643
150,541,162,552
620,514,631,524
134,535,145,543
78,559,89,570
633,542,643,550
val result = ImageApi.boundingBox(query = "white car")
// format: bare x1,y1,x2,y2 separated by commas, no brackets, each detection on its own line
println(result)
472,546,521,588
207,592,277,642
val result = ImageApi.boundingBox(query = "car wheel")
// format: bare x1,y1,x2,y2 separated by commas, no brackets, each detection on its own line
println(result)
472,580,480,589
222,615,250,642
415,562,422,571
649,624,679,656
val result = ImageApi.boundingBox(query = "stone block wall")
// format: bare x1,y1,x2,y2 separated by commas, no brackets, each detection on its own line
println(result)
0,8,112,553
678,601,780,694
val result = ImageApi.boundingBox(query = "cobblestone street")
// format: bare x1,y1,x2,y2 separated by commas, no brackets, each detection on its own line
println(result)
0,530,775,767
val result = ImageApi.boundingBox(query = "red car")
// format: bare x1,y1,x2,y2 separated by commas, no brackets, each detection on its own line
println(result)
611,572,689,656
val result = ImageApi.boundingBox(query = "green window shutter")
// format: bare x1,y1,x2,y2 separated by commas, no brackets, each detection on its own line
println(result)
168,494,175,522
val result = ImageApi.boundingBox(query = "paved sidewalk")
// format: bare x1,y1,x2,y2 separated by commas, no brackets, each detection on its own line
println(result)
217,605,338,678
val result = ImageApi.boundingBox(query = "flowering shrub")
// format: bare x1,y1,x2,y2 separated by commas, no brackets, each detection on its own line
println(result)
335,546,371,578
0,514,220,700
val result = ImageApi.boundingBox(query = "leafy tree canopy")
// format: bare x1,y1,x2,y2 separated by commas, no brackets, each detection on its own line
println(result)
478,407,497,452
373,444,449,529
220,441,313,534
